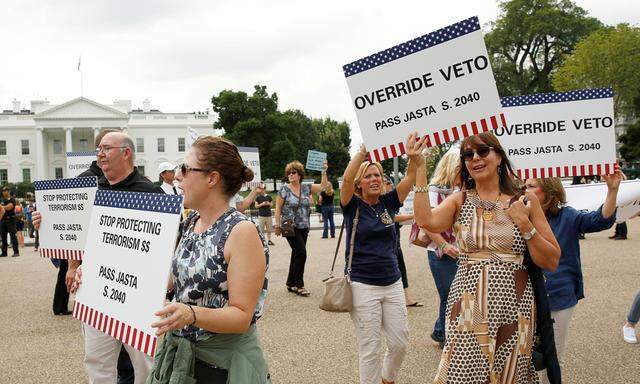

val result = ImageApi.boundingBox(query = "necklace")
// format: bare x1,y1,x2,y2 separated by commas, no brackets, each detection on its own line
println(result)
364,201,394,225
479,192,501,222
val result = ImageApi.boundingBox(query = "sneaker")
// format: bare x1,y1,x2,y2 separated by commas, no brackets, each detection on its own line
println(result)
623,325,637,344
268,240,274,246
11,253,19,257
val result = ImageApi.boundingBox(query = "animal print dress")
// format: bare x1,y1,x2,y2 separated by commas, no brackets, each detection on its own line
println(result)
433,191,539,384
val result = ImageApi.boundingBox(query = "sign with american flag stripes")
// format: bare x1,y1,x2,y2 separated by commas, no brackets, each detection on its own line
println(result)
343,16,504,162
73,190,183,356
498,88,617,179
34,177,98,260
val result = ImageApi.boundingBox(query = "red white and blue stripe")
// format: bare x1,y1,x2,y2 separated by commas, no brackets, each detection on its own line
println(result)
343,16,480,77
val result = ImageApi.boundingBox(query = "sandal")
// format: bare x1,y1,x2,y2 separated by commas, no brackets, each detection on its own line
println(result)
406,301,424,307
294,287,311,297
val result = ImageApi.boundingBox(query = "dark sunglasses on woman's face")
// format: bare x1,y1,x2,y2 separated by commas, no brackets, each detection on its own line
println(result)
180,163,211,175
461,146,494,162
287,171,298,175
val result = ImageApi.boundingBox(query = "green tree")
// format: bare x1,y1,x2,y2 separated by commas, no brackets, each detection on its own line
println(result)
552,24,640,117
211,85,352,186
619,120,640,162
211,85,278,132
311,118,351,182
485,0,602,96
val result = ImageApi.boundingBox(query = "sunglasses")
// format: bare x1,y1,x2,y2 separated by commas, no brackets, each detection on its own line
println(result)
287,170,298,175
461,146,494,162
180,163,211,175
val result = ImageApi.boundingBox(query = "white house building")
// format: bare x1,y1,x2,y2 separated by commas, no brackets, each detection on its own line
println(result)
0,97,218,184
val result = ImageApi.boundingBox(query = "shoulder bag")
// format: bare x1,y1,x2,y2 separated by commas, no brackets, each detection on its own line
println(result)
319,207,360,312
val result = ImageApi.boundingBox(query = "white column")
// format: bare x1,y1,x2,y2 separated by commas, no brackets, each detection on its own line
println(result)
93,126,101,148
35,127,45,180
65,126,73,153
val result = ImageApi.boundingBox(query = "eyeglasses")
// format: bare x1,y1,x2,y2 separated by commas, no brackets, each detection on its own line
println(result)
461,146,494,162
287,170,298,175
180,163,211,175
96,146,127,154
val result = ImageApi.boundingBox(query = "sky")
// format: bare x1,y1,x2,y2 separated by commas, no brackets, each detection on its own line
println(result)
1,0,638,150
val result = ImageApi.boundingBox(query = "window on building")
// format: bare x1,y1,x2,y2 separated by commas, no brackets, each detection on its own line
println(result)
157,138,165,153
0,140,6,156
55,167,63,179
53,140,63,155
79,139,88,152
138,166,145,176
21,140,29,155
136,138,145,153
22,168,31,183
178,137,186,152
0,169,7,184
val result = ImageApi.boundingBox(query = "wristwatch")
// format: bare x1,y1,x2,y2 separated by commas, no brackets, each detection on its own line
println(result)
522,227,537,240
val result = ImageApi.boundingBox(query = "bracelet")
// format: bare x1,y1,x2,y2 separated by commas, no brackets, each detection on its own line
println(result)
186,304,197,327
438,242,448,251
414,185,429,193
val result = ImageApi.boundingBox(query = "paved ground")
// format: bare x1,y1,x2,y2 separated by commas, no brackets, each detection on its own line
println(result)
1,220,639,384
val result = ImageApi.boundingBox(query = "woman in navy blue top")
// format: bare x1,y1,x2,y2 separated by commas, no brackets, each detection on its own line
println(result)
525,171,622,368
340,132,427,384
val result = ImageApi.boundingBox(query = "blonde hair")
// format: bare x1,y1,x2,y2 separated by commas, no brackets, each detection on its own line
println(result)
430,151,460,188
353,161,384,197
535,177,566,216
324,183,334,196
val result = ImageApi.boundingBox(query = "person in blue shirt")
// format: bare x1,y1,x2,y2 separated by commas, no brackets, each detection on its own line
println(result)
340,133,427,384
525,171,623,372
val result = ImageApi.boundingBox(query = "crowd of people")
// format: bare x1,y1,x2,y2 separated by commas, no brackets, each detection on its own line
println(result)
1,127,636,383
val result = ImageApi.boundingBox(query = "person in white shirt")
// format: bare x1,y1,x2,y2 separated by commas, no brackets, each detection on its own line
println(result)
158,162,182,195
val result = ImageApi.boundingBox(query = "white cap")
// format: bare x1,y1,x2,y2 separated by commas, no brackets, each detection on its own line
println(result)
157,162,176,175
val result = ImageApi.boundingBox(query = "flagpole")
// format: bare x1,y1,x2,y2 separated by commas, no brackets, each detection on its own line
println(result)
78,55,83,97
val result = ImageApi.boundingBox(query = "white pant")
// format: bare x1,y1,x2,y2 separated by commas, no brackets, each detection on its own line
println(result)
540,305,575,384
83,324,153,384
350,279,409,384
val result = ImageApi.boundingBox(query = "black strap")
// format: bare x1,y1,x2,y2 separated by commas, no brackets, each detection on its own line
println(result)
173,186,178,195
329,207,359,276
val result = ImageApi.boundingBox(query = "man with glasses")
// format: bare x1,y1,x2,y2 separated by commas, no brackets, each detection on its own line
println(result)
34,131,163,384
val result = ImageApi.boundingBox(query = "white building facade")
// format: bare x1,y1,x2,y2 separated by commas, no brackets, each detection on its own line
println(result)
0,97,218,183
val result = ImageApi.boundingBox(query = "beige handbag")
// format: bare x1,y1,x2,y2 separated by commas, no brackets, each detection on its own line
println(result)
319,207,359,312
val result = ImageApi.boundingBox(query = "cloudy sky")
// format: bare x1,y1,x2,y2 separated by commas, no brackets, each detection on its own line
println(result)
1,0,638,149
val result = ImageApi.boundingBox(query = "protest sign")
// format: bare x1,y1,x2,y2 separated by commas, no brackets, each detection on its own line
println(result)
499,88,617,178
73,190,183,356
66,151,97,178
34,177,97,260
343,16,504,162
564,179,640,223
238,146,262,189
306,150,327,172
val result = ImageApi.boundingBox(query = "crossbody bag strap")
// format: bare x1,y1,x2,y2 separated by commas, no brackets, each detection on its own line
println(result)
346,207,360,277
329,219,346,274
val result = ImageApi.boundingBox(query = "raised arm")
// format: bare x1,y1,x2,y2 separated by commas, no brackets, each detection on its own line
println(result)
310,161,330,194
601,169,624,219
341,145,367,206
506,192,560,271
396,133,428,202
